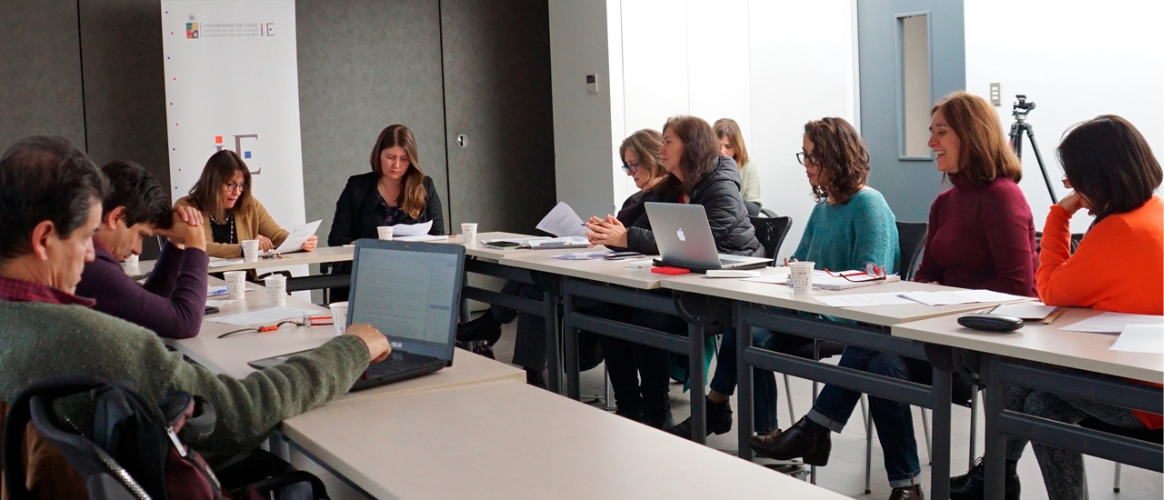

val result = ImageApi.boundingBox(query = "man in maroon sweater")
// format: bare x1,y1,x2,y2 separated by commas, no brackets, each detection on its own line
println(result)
75,160,210,339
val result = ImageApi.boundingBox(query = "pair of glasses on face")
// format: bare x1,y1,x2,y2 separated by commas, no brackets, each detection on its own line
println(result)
824,263,888,283
224,182,247,193
795,152,814,166
620,163,640,175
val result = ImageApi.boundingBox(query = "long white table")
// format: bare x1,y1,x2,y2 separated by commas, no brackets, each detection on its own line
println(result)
281,379,849,500
894,309,1163,499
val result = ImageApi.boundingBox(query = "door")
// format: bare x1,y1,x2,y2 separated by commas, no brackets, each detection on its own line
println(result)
440,0,556,234
858,0,965,223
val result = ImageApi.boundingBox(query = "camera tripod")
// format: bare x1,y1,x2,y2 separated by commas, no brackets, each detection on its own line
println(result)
1008,94,1058,203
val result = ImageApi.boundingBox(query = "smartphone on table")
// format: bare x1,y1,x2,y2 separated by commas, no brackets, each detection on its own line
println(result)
603,251,644,260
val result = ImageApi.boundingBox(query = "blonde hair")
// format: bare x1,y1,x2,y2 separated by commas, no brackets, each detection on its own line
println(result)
714,118,750,168
369,124,427,219
619,129,665,180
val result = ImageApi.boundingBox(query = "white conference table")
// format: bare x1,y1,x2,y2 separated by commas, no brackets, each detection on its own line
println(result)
281,379,849,500
893,308,1163,499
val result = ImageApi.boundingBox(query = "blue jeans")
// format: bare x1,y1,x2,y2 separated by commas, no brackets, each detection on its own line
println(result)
806,346,921,488
710,327,779,433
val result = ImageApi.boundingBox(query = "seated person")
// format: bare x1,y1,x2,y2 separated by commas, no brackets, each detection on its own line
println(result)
588,116,763,428
714,118,762,214
327,124,444,302
950,115,1164,500
75,160,210,339
176,150,318,258
0,136,389,498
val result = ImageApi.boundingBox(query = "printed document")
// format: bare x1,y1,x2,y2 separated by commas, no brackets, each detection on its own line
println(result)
536,201,588,238
391,220,433,237
273,219,322,254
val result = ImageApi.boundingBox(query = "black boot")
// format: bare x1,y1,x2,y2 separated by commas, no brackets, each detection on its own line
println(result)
667,396,734,440
748,416,832,466
641,399,673,430
949,457,1020,500
525,368,547,389
456,314,503,345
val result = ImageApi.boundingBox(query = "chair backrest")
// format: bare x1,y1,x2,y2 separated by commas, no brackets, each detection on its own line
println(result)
895,221,928,281
1034,231,1084,255
759,207,779,218
749,215,793,263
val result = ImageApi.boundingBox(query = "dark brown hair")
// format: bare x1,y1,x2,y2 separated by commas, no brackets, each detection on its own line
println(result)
369,124,427,219
187,150,252,222
803,117,870,205
663,115,720,194
714,118,750,169
1058,115,1162,220
932,91,1022,186
619,129,665,181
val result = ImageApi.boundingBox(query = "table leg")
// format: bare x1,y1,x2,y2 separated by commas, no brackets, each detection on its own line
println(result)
563,285,580,399
689,322,707,445
544,286,562,394
983,355,1007,500
736,301,755,460
931,365,953,500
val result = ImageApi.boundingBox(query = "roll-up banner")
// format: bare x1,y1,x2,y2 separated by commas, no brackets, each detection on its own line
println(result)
160,0,305,228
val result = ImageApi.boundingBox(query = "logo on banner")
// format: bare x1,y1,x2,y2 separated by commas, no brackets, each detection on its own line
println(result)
214,134,262,174
186,22,199,38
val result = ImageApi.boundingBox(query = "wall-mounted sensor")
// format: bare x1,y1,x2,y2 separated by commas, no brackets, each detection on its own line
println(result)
586,73,600,94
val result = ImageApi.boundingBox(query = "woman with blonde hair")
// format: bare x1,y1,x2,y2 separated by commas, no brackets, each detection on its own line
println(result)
714,118,762,213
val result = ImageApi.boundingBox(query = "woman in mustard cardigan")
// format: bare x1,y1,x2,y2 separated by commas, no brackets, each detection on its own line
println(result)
175,150,317,258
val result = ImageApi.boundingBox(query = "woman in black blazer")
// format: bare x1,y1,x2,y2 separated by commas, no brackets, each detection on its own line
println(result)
329,124,444,247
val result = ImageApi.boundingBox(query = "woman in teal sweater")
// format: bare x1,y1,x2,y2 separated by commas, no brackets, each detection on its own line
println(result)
745,119,923,500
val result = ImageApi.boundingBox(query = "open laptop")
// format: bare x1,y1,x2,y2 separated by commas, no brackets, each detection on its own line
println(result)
248,239,465,391
645,202,771,272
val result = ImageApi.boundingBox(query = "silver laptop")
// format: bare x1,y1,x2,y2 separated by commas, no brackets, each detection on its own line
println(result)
645,202,771,272
249,239,465,391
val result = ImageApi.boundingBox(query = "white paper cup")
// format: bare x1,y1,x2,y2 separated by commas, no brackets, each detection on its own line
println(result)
124,254,139,266
264,274,287,306
377,226,394,241
224,271,247,300
241,240,260,262
790,261,816,293
461,223,478,244
329,301,349,336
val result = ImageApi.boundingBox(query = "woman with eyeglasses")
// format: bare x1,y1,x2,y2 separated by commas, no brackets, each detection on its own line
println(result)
177,150,316,258
587,116,762,429
714,118,763,214
949,116,1163,500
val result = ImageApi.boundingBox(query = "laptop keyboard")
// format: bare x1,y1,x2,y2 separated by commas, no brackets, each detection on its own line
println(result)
362,352,440,378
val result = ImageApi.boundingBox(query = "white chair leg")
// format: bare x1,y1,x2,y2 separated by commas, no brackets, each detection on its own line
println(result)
863,395,872,494
969,390,979,468
921,407,933,466
783,374,795,425
1113,462,1121,492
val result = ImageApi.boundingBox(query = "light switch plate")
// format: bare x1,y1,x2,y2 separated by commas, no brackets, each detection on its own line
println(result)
990,82,1001,106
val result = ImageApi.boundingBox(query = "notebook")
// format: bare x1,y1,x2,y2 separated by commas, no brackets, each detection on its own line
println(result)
248,239,465,391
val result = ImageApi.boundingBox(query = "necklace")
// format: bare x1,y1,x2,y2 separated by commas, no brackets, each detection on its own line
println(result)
211,210,236,244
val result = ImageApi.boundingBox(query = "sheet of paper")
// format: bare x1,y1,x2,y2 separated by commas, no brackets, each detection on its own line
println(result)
1062,312,1164,333
741,269,792,284
273,219,322,254
206,299,240,307
990,302,1058,320
208,285,228,297
536,201,588,238
899,290,1028,306
205,306,320,326
391,220,433,237
807,271,901,290
552,250,613,260
813,293,918,308
1109,324,1164,354
527,236,590,249
394,234,447,242
208,258,244,268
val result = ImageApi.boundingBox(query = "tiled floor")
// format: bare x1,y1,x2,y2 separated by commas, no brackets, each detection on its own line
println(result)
294,321,1163,499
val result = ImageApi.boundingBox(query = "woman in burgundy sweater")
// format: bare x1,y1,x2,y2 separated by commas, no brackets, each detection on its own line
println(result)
914,91,1038,297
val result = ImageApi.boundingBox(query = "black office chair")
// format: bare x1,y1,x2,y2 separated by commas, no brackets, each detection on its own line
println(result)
760,207,779,218
1035,231,1085,255
748,215,793,263
896,221,929,281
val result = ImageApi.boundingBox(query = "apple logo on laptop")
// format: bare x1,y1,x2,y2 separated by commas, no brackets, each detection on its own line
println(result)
676,228,686,242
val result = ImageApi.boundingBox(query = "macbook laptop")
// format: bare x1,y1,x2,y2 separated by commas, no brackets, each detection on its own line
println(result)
248,239,465,391
645,202,771,273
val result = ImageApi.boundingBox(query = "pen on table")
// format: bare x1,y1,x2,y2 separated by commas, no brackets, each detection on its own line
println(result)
1043,309,1065,325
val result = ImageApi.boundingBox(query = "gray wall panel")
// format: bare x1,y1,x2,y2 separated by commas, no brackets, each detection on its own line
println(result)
441,0,556,234
0,0,86,150
298,0,448,240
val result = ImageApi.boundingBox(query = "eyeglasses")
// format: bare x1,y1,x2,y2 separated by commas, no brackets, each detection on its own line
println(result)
824,263,888,283
796,152,814,166
224,182,247,193
621,162,640,175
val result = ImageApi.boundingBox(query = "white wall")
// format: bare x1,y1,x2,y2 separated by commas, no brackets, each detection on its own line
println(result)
551,0,858,261
965,0,1164,234
548,0,617,220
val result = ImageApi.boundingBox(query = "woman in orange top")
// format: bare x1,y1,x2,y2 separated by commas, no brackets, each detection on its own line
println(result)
951,115,1163,500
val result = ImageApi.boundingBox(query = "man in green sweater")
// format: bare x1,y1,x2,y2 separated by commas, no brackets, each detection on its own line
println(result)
0,136,390,497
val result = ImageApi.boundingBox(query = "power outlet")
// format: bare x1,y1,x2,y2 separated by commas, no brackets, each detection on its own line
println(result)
990,83,1001,106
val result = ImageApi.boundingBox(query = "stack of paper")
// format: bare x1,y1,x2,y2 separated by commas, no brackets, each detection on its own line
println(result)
898,290,1028,306
989,302,1059,320
1062,312,1163,333
391,221,433,237
1109,324,1164,354
813,293,917,308
807,271,902,290
552,251,613,260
